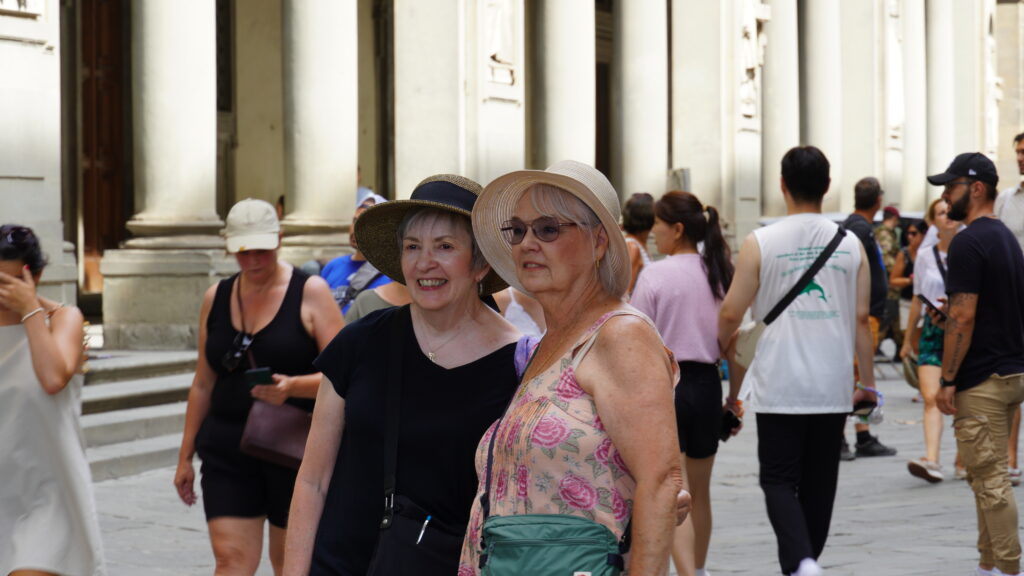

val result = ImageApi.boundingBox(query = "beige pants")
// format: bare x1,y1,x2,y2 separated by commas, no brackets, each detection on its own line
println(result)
955,373,1024,574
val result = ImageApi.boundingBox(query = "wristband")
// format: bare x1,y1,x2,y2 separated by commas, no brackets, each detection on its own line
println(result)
20,307,45,323
940,377,956,388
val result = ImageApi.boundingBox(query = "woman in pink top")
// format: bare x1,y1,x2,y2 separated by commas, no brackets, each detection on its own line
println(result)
631,191,734,576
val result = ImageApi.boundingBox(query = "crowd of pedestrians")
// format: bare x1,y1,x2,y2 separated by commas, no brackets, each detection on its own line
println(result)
2,135,1024,576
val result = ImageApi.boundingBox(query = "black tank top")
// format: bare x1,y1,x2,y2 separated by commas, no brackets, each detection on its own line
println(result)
900,247,915,300
204,268,320,422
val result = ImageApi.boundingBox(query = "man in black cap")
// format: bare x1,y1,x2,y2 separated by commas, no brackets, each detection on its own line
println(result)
929,152,1024,576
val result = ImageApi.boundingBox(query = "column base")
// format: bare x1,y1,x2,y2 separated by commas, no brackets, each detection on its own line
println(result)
126,217,225,238
100,246,237,350
279,231,351,271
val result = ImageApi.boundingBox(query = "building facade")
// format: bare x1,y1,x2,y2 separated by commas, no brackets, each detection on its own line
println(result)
1,0,1022,349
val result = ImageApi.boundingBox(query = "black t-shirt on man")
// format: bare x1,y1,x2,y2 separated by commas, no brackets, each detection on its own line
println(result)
843,213,888,319
309,306,518,576
945,217,1024,392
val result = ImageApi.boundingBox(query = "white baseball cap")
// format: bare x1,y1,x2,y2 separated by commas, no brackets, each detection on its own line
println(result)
223,198,280,253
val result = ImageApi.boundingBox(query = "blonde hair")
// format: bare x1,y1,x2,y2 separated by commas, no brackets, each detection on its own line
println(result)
525,184,619,297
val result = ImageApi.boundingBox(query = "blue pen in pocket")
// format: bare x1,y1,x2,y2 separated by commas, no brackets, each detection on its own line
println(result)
416,515,432,545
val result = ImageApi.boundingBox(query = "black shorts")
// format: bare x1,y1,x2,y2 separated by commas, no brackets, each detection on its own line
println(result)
675,361,723,459
196,415,299,528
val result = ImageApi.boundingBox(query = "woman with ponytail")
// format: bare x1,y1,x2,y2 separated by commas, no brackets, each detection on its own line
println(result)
630,191,734,576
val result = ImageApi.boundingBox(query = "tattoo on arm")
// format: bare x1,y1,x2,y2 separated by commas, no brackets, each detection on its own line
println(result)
949,333,965,375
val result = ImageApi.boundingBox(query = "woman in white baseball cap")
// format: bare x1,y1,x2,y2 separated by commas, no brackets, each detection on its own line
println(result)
174,198,344,575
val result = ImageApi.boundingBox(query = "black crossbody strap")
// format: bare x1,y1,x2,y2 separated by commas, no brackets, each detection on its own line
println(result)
933,245,947,285
763,226,847,325
380,305,411,530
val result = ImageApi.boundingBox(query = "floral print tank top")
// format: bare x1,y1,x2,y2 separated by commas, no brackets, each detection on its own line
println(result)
458,308,676,575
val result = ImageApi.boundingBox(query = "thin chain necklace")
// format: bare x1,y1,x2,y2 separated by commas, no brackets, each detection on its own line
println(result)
422,323,464,364
522,315,587,383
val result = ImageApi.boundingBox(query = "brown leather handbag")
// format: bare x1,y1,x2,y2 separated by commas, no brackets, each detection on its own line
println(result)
240,399,311,470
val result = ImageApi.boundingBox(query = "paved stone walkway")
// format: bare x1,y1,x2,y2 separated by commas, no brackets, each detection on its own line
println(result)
93,360,1017,575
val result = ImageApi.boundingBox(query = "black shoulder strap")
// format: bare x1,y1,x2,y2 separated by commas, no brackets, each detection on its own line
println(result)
764,226,847,325
380,305,410,530
933,245,947,285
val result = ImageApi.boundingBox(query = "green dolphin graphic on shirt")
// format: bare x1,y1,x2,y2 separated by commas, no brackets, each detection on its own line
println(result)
800,280,827,302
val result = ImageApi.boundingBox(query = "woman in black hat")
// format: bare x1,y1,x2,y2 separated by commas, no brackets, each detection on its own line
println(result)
283,175,524,576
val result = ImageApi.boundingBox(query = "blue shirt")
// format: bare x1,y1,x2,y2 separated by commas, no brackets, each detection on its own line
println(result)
320,255,392,314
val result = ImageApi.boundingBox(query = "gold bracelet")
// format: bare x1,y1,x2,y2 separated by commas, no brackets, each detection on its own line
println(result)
20,307,45,323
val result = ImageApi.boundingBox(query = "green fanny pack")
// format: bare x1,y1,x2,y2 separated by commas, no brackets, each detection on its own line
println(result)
479,513,626,575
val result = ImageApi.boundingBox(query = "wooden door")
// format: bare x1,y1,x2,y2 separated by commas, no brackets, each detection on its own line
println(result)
80,0,127,293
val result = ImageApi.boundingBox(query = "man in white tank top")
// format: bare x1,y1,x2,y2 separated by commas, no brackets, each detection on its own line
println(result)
718,146,877,576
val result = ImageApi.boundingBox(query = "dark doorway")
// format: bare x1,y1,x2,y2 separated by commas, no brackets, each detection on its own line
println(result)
79,0,130,293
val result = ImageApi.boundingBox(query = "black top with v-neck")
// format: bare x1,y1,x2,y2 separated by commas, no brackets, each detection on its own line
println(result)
310,306,518,576
204,269,320,422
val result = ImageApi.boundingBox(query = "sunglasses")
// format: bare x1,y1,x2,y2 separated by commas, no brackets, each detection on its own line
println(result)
500,216,577,245
0,225,32,247
221,331,254,372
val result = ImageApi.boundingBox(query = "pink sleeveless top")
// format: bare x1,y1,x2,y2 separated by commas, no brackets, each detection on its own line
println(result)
457,308,676,575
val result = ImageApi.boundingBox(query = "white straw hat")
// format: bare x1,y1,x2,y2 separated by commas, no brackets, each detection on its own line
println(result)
472,160,630,298
223,198,280,253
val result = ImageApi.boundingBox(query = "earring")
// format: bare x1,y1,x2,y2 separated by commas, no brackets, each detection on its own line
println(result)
595,258,601,270
478,282,484,296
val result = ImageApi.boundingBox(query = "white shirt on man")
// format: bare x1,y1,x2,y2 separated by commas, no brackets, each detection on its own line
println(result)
995,184,1024,251
740,213,863,414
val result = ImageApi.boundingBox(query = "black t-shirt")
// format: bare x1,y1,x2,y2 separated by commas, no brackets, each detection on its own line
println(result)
843,213,888,319
945,217,1024,391
310,306,518,576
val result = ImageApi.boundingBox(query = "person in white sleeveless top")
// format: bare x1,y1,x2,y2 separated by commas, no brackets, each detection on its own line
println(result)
492,287,545,339
718,147,877,576
622,192,654,295
0,224,105,576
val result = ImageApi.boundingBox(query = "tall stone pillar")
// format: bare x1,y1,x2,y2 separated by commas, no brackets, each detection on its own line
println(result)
102,0,232,350
800,0,843,212
126,0,222,237
280,0,358,263
761,0,799,217
996,0,1024,186
926,0,956,190
840,0,884,212
532,0,596,167
620,0,668,197
901,0,928,211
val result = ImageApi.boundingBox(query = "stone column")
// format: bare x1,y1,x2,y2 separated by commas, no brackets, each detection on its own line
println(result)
102,0,232,350
800,0,843,212
620,0,668,197
761,0,799,217
839,0,884,212
280,0,358,262
996,0,1024,186
126,0,222,237
926,0,956,188
901,0,928,211
531,0,596,167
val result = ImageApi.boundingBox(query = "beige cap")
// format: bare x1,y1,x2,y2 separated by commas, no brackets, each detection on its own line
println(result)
223,198,280,253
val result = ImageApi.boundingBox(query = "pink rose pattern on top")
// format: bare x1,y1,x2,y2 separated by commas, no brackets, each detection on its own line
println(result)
458,309,666,576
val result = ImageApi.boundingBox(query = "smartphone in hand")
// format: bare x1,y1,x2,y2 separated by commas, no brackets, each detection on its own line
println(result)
720,410,742,442
244,367,274,389
918,295,947,321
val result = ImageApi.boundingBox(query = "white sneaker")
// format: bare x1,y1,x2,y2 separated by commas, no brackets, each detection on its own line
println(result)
908,458,945,483
791,558,823,576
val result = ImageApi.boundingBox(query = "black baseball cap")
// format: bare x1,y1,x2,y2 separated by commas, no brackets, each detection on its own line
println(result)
927,152,999,188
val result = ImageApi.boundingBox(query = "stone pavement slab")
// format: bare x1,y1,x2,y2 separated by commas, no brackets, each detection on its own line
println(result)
93,362,1017,575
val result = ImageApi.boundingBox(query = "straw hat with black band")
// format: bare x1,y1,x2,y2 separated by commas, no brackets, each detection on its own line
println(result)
471,160,631,299
354,174,508,295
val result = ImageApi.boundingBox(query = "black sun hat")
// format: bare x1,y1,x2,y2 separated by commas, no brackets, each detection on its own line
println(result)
354,174,508,295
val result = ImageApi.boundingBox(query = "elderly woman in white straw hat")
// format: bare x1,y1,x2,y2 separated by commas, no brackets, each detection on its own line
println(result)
460,161,684,575
283,175,528,576
174,198,344,575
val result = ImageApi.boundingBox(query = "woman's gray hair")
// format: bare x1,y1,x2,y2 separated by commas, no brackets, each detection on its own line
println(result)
525,184,617,296
396,207,488,273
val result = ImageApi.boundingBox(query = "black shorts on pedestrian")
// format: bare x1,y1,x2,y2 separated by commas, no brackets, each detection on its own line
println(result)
675,361,723,459
196,414,299,528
